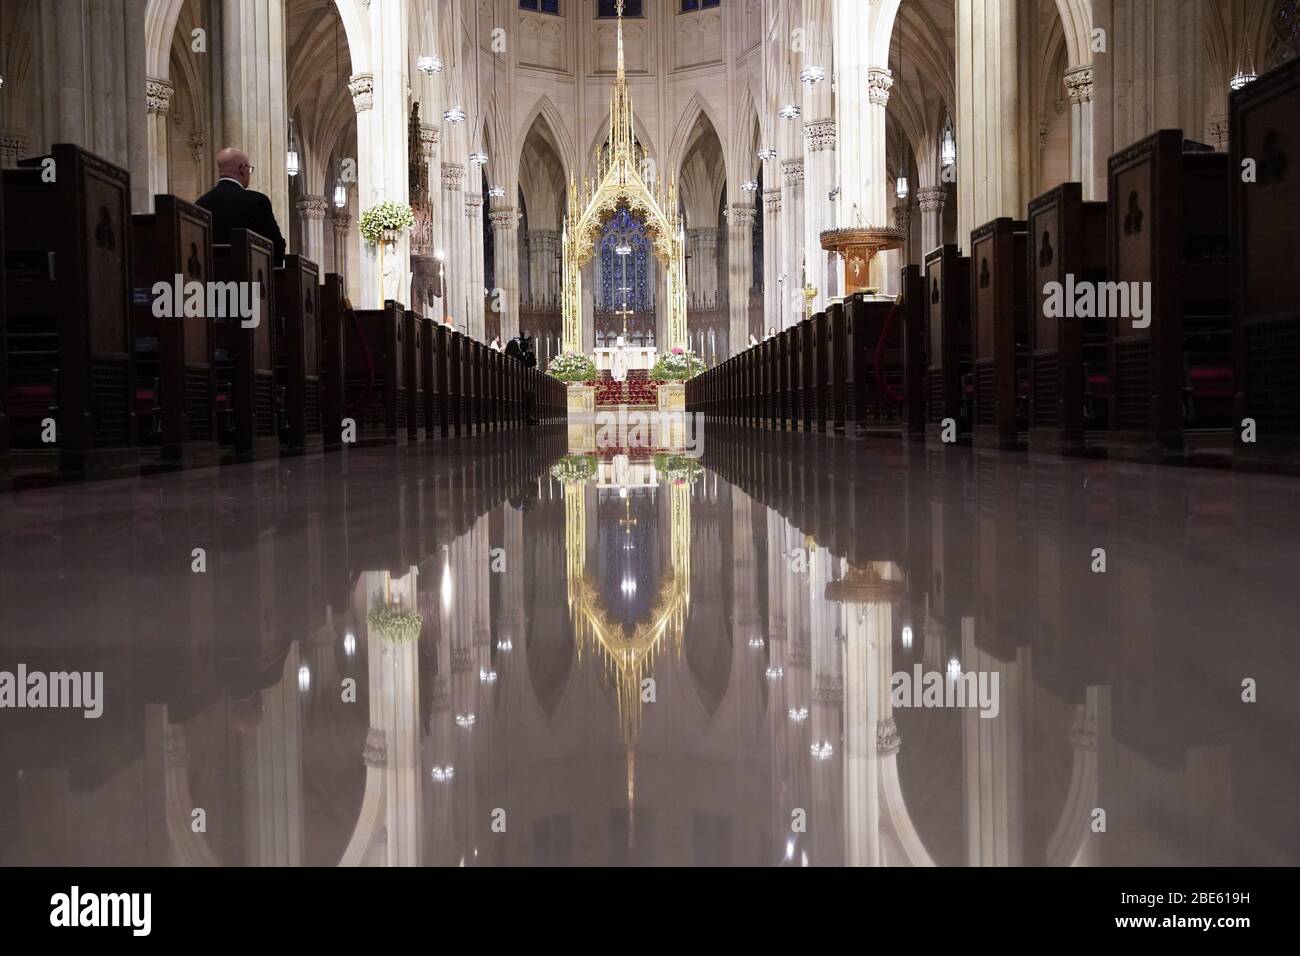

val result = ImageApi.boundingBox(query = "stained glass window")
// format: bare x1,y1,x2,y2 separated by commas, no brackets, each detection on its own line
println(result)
598,0,642,17
600,208,652,313
520,0,560,13
681,0,721,10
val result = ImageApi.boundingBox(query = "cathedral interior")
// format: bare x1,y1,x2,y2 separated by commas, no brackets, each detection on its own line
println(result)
0,0,1298,873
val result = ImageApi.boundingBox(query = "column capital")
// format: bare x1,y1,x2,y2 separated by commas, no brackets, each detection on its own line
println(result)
876,717,901,756
420,123,440,156
727,204,755,228
442,162,465,190
1064,65,1094,104
781,158,805,185
349,73,375,112
0,130,31,168
489,207,519,230
803,119,836,152
866,67,893,106
763,188,782,214
465,192,484,215
362,727,387,767
187,128,205,163
146,77,174,115
916,185,947,212
296,196,330,220
332,213,352,235
893,202,912,229
1207,114,1230,151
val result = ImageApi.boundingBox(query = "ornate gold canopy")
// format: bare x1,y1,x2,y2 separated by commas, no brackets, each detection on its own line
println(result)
562,0,687,353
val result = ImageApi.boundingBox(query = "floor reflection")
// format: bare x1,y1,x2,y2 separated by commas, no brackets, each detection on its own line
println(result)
0,428,1297,866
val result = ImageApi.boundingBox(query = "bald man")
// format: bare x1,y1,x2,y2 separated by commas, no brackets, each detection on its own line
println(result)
196,147,286,265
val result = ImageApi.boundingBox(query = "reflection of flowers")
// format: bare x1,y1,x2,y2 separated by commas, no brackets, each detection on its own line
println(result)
550,454,597,482
367,603,423,644
650,348,706,381
653,453,701,484
548,352,598,383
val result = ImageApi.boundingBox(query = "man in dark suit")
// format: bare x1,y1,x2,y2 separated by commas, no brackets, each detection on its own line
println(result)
196,147,286,265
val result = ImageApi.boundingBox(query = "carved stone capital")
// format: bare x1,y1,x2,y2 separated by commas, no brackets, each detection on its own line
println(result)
363,727,387,767
1207,114,1230,150
490,207,519,230
812,677,843,704
1064,65,1094,104
465,192,484,216
893,202,912,229
916,185,947,213
763,188,782,214
146,77,174,115
332,213,351,235
781,158,805,186
876,718,901,756
866,67,893,107
803,120,836,152
442,162,465,190
451,647,475,672
187,128,205,164
728,204,755,228
420,123,440,156
296,196,330,220
349,73,375,112
1069,708,1099,750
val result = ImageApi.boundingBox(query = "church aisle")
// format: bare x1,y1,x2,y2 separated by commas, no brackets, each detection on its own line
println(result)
0,429,1295,866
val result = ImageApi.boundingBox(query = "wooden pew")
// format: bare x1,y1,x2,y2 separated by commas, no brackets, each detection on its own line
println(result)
799,316,817,431
447,330,465,435
923,244,972,446
211,229,277,461
1107,130,1232,463
3,144,138,481
0,169,8,489
1027,182,1108,457
782,325,799,430
1231,57,1300,473
274,254,323,456
970,217,1029,450
421,316,443,438
843,293,903,437
760,337,775,429
899,264,927,442
402,309,425,442
130,196,218,469
343,299,404,445
824,302,846,431
318,273,346,450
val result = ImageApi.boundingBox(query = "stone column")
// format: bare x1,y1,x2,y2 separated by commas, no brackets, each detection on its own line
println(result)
1064,65,1096,195
441,162,465,327
295,196,328,265
465,192,485,340
781,159,804,329
802,121,837,310
221,0,290,226
0,131,31,169
956,0,1024,244
145,77,173,199
699,228,720,308
727,203,755,357
836,62,894,291
762,188,782,334
526,230,556,308
888,201,913,287
330,213,351,284
490,207,521,341
1207,114,1230,152
916,186,946,260
187,129,207,193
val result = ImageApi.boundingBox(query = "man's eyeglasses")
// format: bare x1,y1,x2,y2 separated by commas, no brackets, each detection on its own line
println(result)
242,164,255,173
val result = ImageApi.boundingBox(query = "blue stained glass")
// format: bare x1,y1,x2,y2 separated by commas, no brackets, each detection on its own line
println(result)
600,208,652,313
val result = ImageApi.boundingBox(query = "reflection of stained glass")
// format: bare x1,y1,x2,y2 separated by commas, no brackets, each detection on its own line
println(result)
600,207,652,312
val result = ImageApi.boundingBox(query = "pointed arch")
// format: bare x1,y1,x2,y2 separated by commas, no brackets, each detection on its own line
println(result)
667,90,729,186
516,93,578,181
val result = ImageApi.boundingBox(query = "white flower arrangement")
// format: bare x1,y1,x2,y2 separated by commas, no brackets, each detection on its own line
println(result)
358,200,416,245
547,351,598,383
650,347,706,381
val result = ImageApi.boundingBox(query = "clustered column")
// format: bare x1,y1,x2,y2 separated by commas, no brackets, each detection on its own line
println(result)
295,196,329,266
490,206,521,341
762,188,782,334
780,159,804,329
145,77,173,199
916,186,946,259
440,162,465,326
465,191,485,340
802,121,836,311
1064,65,1096,194
727,203,755,356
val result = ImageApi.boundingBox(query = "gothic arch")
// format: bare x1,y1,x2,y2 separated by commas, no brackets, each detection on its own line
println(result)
667,90,729,186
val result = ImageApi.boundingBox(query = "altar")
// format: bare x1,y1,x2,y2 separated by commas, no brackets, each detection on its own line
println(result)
594,345,657,376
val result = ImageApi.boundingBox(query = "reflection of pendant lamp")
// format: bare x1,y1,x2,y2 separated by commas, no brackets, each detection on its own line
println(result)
416,55,443,75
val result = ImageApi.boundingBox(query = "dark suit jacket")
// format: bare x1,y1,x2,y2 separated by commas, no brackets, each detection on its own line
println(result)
196,179,287,265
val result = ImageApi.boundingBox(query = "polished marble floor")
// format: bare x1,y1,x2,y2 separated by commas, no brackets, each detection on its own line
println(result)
0,427,1297,866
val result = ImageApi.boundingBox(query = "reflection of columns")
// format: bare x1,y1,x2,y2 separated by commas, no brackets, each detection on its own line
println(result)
221,0,290,226
0,131,31,169
1064,66,1096,196
490,207,521,340
961,616,1026,866
837,64,893,290
441,163,465,327
803,121,836,310
727,204,754,358
956,0,1024,243
808,546,843,865
241,645,305,865
916,187,946,259
762,189,782,334
466,192,485,340
145,77,173,200
295,196,328,265
781,159,804,329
